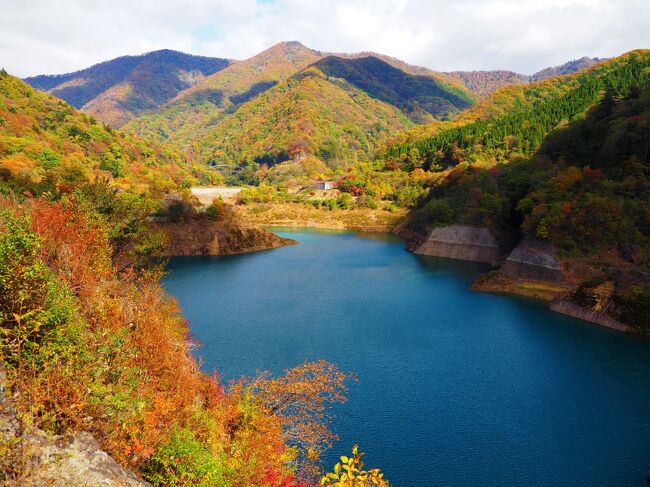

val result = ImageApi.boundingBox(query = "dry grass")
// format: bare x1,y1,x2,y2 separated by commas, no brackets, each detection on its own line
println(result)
473,271,568,301
235,203,407,232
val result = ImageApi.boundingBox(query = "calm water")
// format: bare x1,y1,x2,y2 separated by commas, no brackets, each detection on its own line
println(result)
162,228,650,486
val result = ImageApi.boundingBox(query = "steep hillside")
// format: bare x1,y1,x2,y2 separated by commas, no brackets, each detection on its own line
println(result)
0,69,218,194
387,50,650,170
402,71,650,330
312,56,473,123
0,190,349,486
0,63,360,485
197,66,412,175
337,51,471,94
25,50,230,127
126,41,324,146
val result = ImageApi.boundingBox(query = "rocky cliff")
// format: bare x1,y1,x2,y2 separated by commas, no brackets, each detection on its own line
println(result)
154,219,295,256
412,225,502,264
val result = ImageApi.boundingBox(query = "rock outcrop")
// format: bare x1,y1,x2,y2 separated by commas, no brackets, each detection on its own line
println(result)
500,240,562,282
1,371,148,486
413,225,501,264
154,219,295,256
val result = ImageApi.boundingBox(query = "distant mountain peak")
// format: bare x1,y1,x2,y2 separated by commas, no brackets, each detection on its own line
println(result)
25,50,230,127
448,56,605,96
252,40,322,60
529,56,604,82
276,40,308,48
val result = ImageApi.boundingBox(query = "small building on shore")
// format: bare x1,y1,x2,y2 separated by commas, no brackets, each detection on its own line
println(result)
314,180,335,190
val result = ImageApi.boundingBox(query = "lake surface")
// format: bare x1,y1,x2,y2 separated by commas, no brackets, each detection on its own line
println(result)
162,228,650,486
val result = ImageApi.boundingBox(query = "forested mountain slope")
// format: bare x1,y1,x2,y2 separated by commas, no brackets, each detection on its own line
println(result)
529,56,603,82
446,70,528,97
0,69,217,194
125,41,324,147
448,56,603,97
25,50,230,127
195,65,413,175
404,69,650,329
312,56,473,123
387,50,650,170
125,55,477,177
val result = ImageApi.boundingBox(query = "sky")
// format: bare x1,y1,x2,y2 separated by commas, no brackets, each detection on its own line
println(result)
1,0,648,77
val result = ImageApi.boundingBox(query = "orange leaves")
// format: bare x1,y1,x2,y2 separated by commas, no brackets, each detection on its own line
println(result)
0,153,39,182
582,166,605,184
28,198,112,294
246,360,351,480
145,395,178,428
122,438,154,460
550,166,582,192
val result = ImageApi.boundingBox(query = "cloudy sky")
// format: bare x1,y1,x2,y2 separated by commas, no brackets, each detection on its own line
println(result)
1,0,648,77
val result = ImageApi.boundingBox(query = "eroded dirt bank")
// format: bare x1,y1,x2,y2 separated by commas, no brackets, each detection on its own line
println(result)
153,219,295,256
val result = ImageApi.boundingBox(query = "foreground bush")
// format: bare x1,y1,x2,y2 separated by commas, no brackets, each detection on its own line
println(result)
321,445,389,486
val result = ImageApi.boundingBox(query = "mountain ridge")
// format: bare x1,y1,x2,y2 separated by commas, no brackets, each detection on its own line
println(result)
25,49,231,127
447,56,604,96
123,42,476,172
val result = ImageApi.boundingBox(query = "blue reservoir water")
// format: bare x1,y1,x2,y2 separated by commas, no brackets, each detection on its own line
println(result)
162,228,650,486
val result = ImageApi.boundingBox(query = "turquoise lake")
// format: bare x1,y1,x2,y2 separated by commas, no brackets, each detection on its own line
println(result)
162,228,650,486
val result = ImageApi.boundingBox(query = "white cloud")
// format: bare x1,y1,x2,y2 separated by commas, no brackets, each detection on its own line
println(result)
0,0,648,77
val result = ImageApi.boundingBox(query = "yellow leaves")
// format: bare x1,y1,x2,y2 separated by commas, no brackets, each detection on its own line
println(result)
320,445,390,487
0,153,40,182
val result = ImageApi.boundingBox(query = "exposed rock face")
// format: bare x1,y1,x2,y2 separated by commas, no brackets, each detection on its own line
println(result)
19,433,149,487
550,299,630,333
1,371,148,486
500,240,562,282
413,225,501,264
155,219,295,256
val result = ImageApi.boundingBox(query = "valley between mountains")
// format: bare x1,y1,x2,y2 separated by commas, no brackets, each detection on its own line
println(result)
16,42,648,332
1,38,649,486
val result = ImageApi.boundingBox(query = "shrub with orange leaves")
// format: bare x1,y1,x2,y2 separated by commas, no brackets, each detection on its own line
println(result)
247,360,350,480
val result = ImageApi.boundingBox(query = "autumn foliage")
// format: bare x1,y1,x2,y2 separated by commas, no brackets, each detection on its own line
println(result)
0,193,350,486
320,445,389,487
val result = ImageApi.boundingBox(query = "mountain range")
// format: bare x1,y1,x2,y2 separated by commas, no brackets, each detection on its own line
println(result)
22,42,606,177
121,41,478,173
